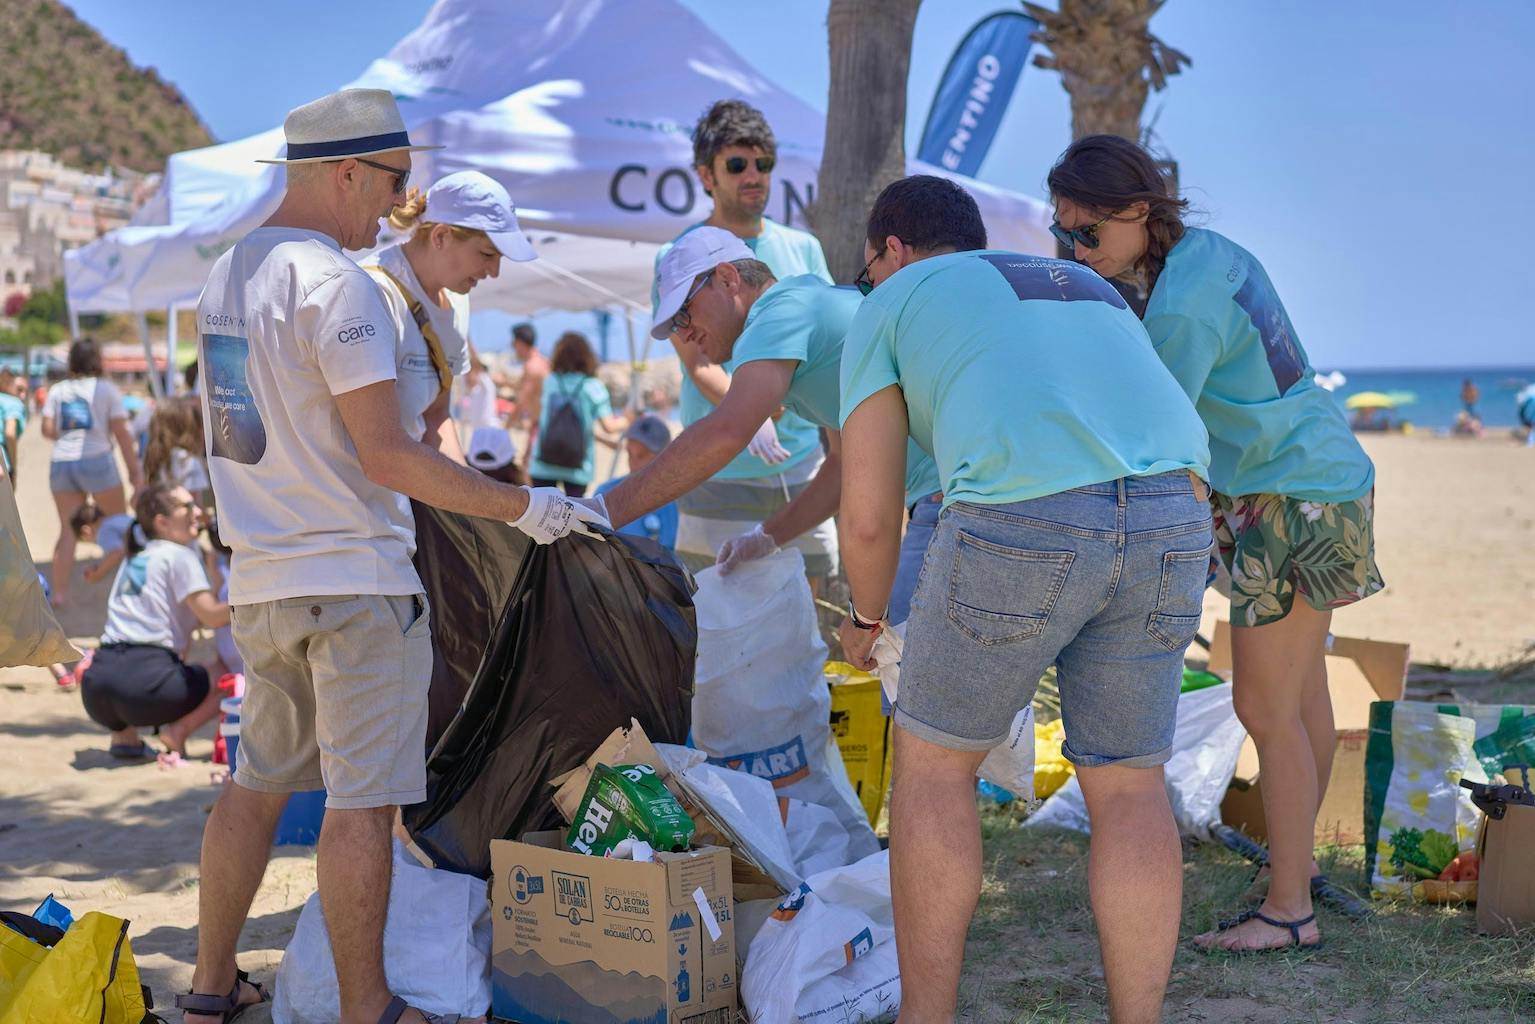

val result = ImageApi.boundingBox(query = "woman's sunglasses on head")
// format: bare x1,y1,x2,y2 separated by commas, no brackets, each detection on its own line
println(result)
723,155,775,175
1049,213,1110,251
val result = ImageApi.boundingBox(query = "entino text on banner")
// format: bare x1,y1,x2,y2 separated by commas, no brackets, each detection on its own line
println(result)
916,11,1038,178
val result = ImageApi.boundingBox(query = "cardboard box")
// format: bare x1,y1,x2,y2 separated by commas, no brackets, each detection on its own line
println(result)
1210,623,1410,844
491,833,737,1024
550,720,788,902
1477,797,1535,936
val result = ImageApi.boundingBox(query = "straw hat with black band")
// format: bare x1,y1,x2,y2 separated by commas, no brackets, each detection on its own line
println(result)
256,88,443,165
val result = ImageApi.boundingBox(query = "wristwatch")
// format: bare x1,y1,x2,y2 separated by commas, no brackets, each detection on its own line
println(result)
847,602,883,631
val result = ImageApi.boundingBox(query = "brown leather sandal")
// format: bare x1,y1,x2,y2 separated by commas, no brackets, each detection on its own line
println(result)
173,969,269,1022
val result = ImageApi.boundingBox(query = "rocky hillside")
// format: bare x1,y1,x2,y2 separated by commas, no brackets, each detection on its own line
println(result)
0,0,213,171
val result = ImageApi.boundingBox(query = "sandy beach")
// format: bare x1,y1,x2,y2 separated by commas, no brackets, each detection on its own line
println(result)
2,424,1531,1019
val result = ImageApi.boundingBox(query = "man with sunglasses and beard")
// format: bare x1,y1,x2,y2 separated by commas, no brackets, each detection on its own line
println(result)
650,99,843,588
183,89,605,1024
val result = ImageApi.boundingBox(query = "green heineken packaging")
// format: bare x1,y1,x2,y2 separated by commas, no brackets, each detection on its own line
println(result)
566,763,696,856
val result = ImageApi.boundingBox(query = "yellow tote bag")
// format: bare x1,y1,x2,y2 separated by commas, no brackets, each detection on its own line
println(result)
0,910,153,1023
826,661,892,826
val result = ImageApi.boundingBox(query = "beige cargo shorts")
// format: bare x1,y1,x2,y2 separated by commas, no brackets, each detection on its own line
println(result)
230,593,432,810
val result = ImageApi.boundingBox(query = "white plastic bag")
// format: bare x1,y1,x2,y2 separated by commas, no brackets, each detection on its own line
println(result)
872,621,1035,799
273,840,491,1023
742,851,900,1024
1025,682,1247,837
784,798,852,880
692,549,879,860
656,742,804,891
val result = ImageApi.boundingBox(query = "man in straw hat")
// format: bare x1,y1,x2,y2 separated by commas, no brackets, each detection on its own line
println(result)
181,89,607,1024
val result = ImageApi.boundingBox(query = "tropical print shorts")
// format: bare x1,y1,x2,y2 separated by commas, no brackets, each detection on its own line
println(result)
1211,489,1384,628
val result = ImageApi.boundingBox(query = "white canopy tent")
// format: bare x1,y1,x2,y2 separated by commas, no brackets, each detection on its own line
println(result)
65,0,1054,391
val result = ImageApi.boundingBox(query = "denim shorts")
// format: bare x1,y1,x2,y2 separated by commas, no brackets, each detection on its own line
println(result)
897,472,1213,768
49,452,122,495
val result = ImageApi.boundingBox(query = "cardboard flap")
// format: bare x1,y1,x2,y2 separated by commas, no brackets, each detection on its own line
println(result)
550,718,672,822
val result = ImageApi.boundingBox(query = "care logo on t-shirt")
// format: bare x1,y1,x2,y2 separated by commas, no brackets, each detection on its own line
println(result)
334,315,379,345
979,254,1128,309
203,333,268,465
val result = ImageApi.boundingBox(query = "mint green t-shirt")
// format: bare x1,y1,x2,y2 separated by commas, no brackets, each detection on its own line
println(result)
840,251,1210,508
1143,229,1373,502
653,218,829,480
528,372,612,486
732,275,941,505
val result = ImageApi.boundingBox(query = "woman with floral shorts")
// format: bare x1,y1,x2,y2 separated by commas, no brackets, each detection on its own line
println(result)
1050,136,1383,954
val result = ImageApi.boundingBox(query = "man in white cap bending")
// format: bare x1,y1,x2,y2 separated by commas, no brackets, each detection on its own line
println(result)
182,89,606,1024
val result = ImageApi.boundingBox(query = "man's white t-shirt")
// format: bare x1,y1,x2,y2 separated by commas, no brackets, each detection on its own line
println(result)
196,226,421,604
43,376,127,461
362,244,471,441
102,538,210,654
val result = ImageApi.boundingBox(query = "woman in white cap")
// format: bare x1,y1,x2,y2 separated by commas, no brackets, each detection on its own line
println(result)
362,170,537,456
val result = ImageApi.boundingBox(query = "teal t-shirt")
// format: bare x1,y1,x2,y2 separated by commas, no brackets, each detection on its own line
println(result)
733,275,942,505
528,372,612,486
653,218,829,480
0,392,23,474
1143,228,1373,501
840,250,1210,508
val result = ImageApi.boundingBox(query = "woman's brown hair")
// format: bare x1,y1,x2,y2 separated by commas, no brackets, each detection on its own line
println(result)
550,332,599,377
143,396,204,488
1047,135,1188,292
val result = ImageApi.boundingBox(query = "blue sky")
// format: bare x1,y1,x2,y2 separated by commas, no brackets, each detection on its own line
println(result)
65,0,1535,369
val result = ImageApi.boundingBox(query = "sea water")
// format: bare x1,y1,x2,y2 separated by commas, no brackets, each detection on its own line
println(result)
1321,366,1534,430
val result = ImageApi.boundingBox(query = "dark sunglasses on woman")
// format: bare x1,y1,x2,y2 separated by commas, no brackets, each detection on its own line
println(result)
724,155,775,175
1049,213,1110,250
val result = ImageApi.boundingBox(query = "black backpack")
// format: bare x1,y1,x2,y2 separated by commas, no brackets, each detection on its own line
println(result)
536,376,586,469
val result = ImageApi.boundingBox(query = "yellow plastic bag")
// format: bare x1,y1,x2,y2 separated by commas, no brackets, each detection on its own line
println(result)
1034,718,1075,801
0,469,78,668
0,910,151,1023
826,661,891,827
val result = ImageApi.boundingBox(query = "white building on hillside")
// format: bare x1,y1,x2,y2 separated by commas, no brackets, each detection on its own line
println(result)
0,150,150,303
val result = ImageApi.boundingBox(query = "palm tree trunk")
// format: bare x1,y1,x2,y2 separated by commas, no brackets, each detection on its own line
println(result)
809,0,923,284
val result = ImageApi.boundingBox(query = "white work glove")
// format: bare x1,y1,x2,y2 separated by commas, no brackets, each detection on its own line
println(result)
746,418,791,465
511,487,611,544
716,524,779,575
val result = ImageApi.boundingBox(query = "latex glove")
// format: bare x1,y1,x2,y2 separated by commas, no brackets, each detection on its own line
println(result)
716,524,779,575
746,419,791,465
511,487,611,544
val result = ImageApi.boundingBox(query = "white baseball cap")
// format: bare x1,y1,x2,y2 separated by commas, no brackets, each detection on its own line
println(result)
423,171,538,262
650,227,754,339
467,426,517,471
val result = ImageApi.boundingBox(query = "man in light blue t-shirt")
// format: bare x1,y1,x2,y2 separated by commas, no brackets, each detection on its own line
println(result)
834,176,1212,1024
602,226,943,625
650,99,840,579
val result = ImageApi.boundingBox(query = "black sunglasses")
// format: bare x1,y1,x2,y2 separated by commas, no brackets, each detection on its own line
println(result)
723,155,775,175
1049,213,1110,251
855,244,887,296
671,270,715,331
326,156,411,195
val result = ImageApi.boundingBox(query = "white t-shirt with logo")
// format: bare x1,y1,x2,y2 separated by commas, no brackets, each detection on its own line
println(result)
102,539,210,654
196,226,421,604
362,244,471,441
43,376,127,461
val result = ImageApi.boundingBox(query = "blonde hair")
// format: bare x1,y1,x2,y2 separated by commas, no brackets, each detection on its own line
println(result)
388,188,490,242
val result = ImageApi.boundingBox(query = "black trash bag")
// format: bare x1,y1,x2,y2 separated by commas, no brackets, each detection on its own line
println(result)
403,521,695,878
411,501,531,749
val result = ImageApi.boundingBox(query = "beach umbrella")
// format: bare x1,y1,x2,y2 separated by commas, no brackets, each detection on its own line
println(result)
1343,391,1399,410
